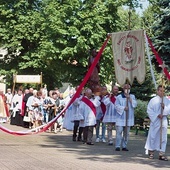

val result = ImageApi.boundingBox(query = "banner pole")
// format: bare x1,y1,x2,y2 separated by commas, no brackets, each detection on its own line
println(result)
159,62,167,149
125,80,129,141
12,74,16,95
40,72,42,88
160,76,164,149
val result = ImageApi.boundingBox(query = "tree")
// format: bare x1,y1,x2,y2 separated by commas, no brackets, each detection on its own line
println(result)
0,0,122,90
147,0,170,72
0,0,157,99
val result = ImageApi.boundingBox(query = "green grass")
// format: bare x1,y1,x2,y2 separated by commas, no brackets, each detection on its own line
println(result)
131,126,170,138
168,126,170,138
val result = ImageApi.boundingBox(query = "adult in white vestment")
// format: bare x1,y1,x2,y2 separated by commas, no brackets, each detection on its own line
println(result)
145,85,170,161
10,89,24,126
79,88,101,145
115,84,137,151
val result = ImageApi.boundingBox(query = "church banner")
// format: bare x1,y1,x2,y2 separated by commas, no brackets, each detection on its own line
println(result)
111,30,145,85
14,75,42,84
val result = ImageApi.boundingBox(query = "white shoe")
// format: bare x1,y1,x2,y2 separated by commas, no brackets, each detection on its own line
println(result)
95,138,100,142
102,138,106,143
108,142,113,145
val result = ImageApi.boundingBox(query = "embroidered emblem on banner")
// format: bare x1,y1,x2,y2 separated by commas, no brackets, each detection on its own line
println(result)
111,30,145,85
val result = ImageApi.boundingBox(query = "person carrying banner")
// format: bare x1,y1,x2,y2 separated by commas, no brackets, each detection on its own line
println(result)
115,84,137,151
79,88,101,145
102,85,119,145
145,85,170,161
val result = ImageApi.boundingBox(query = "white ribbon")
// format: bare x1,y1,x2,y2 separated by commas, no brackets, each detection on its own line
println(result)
144,31,157,89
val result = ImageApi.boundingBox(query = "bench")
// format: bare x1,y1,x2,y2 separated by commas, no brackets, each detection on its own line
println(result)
135,118,150,136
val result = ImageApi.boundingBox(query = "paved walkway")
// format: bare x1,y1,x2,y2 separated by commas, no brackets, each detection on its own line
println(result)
0,123,170,170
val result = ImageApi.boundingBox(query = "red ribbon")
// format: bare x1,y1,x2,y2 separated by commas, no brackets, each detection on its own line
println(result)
110,95,116,104
0,35,111,135
146,34,170,80
81,96,96,116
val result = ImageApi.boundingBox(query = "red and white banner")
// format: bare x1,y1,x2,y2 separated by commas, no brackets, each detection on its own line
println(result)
111,30,145,85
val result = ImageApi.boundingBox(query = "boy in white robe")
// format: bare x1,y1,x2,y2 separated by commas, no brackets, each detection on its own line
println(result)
115,84,137,151
102,85,119,145
145,85,170,161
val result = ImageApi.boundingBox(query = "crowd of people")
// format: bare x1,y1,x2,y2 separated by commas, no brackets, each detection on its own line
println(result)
0,83,170,161
0,87,65,133
62,83,170,161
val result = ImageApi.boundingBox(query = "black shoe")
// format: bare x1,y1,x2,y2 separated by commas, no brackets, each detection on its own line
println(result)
72,137,76,141
122,148,129,151
115,147,120,151
159,155,168,161
86,142,94,145
77,138,82,142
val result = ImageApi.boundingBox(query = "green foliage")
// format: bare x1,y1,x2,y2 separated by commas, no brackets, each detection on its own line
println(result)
134,99,148,120
0,0,122,90
145,0,170,72
0,0,159,99
130,58,156,100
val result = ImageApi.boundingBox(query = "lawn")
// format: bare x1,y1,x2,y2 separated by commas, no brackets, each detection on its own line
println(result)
131,126,170,138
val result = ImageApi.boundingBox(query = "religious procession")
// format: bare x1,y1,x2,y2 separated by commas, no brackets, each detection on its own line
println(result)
0,1,170,169
1,35,170,162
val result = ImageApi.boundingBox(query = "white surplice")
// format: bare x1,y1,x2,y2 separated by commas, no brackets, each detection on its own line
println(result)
79,96,101,127
145,95,170,153
115,93,137,126
102,95,117,123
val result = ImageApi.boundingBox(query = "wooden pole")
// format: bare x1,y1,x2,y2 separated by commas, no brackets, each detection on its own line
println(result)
125,2,132,139
159,61,167,149
125,82,129,141
40,72,42,88
160,76,164,149
128,6,131,30
12,74,16,95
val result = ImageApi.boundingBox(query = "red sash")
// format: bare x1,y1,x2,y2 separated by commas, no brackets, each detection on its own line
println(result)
21,94,25,116
110,95,116,104
101,102,106,114
81,97,96,116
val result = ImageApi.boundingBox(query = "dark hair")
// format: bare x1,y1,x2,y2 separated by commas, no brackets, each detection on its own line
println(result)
157,85,165,91
52,92,57,95
37,91,42,96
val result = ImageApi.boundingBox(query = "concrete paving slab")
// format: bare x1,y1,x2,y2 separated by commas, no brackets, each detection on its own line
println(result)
0,122,170,170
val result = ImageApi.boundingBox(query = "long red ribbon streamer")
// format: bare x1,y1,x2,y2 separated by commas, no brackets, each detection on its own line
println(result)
0,35,111,135
146,34,170,80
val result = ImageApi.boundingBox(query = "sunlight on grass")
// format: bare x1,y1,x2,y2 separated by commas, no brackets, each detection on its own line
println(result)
131,126,170,138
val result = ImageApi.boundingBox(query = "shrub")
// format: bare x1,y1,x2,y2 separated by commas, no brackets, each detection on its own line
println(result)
134,99,148,120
